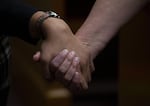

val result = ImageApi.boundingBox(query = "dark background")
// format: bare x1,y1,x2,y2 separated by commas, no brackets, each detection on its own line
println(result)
10,0,150,106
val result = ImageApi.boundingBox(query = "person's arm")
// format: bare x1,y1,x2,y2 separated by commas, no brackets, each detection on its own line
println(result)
76,0,149,59
29,4,93,90
33,17,93,89
0,0,94,90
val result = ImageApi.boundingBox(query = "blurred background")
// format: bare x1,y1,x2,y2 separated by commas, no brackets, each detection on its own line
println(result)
10,0,150,106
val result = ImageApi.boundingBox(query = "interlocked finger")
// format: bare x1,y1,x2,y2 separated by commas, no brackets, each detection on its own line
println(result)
69,72,82,93
64,57,79,81
50,49,69,72
58,51,75,75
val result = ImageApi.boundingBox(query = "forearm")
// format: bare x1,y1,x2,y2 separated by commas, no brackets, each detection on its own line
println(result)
76,0,149,59
29,11,68,41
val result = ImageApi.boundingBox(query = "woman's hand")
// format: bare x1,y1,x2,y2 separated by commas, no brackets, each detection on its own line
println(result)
33,17,94,90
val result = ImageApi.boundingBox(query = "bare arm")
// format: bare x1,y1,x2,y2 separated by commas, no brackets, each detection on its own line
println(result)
76,0,149,59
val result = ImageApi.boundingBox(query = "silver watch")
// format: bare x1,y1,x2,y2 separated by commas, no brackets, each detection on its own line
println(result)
46,11,60,19
37,11,61,28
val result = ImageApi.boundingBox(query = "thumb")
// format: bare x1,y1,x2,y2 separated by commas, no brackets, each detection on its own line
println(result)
33,51,41,62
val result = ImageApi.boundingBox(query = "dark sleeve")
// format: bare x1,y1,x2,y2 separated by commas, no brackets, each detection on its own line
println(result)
0,0,39,44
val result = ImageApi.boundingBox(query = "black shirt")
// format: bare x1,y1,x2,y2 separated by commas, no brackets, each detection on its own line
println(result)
0,0,38,43
0,1,38,105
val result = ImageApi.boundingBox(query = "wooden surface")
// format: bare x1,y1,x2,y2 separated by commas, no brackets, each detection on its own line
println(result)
8,38,71,106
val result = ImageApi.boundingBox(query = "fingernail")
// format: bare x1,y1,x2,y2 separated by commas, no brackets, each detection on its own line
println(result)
62,49,69,55
74,57,79,63
69,51,75,57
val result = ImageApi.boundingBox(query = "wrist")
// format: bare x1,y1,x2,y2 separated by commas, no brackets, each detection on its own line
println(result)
29,11,62,40
76,30,113,59
29,11,46,39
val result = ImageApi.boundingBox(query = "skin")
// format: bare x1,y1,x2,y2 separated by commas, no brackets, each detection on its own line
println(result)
7,0,150,105
75,0,149,58
46,0,149,91
33,49,82,91
32,0,149,92
30,13,94,90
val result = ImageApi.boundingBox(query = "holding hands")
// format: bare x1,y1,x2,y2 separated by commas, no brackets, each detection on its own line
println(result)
30,12,94,92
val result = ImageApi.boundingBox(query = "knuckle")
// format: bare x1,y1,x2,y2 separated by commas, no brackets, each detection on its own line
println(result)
64,75,70,81
52,61,59,68
59,67,66,74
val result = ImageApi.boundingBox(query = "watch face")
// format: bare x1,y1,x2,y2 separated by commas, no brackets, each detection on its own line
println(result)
48,11,60,18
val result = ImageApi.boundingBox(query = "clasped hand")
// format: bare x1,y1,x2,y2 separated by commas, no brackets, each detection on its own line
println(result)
33,18,94,92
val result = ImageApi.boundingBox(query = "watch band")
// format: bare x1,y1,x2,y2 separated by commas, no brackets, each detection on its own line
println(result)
36,11,61,38
46,11,60,19
37,11,60,28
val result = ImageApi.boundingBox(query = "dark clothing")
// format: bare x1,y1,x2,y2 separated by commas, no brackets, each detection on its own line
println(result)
0,34,10,105
0,0,38,43
0,0,38,105
0,86,9,106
